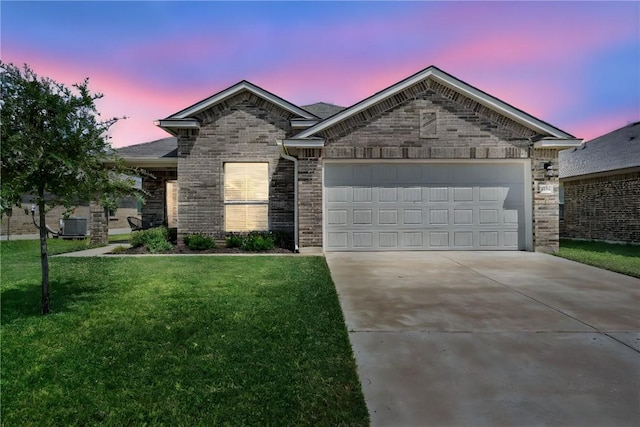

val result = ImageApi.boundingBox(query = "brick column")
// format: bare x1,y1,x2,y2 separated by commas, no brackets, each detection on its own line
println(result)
90,201,108,245
297,149,323,252
532,148,560,253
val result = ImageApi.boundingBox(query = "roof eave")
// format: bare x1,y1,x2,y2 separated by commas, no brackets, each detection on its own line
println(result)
282,138,326,148
534,138,584,149
117,157,178,168
155,119,200,136
291,118,321,129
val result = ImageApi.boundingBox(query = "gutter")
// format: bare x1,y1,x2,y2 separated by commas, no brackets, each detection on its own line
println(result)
276,140,299,253
533,138,583,149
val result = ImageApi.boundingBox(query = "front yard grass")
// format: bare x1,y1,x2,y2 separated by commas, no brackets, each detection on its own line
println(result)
0,240,369,426
557,239,640,278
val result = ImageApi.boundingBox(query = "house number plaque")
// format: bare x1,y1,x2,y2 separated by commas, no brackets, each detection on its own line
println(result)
539,184,554,194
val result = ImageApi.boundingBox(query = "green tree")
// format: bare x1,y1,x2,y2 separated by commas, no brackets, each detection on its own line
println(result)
1,62,138,314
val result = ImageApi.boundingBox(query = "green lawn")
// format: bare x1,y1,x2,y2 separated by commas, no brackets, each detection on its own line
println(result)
1,240,369,426
557,239,640,278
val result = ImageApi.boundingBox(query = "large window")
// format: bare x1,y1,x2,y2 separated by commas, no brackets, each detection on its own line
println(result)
224,162,269,232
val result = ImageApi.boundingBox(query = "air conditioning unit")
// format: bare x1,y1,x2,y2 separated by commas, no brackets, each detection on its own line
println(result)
60,217,87,238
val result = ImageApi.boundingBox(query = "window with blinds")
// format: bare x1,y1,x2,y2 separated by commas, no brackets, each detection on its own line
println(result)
224,162,269,232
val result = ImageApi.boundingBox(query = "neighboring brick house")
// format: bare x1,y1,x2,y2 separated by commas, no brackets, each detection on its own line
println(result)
0,195,138,239
559,122,640,243
119,66,582,253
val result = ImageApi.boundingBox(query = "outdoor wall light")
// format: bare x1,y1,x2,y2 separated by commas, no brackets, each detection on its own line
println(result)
543,162,554,178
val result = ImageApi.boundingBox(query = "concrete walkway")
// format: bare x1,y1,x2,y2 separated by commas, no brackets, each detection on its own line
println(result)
326,251,640,427
53,243,129,257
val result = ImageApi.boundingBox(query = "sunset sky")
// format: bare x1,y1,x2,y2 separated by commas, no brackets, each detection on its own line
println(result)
2,1,639,147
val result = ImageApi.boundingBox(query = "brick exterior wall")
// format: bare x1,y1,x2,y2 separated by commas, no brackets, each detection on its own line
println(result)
531,149,560,252
562,171,640,243
89,201,108,245
296,81,562,252
142,169,178,227
176,94,296,241
297,149,324,248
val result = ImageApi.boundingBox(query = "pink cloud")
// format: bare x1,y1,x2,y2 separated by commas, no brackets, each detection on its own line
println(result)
2,47,202,147
564,109,639,142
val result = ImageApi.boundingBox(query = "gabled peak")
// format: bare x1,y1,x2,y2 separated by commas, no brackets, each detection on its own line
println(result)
164,80,317,121
301,102,346,119
295,65,575,140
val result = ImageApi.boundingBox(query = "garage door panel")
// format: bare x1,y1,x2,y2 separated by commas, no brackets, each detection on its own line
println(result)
352,187,371,202
429,231,450,247
353,232,372,248
378,210,398,225
454,209,473,225
504,210,519,224
325,163,526,251
403,187,423,202
327,187,349,203
377,188,396,203
379,232,399,248
479,231,499,247
327,209,348,225
479,209,499,224
504,231,519,247
403,232,423,247
454,188,474,202
430,187,449,202
430,209,449,225
328,232,348,249
352,209,371,225
454,231,474,247
404,209,423,224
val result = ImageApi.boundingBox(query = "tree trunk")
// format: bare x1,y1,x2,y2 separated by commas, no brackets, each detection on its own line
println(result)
38,195,50,315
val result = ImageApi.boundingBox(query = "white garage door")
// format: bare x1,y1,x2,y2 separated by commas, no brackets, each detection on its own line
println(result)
324,162,528,251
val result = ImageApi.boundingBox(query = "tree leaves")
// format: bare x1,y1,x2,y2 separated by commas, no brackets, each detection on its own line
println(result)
0,62,137,212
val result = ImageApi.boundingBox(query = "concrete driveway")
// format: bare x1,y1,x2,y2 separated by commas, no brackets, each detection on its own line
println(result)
325,251,640,427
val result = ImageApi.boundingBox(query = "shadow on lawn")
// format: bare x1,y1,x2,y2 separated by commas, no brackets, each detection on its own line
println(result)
1,278,109,323
560,240,640,257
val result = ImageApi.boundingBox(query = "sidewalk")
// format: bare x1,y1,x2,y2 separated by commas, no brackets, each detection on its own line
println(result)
1,228,131,241
52,243,130,257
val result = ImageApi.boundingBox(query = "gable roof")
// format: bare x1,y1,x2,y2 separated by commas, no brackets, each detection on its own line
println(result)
294,65,575,140
301,102,346,119
559,121,640,179
165,80,317,121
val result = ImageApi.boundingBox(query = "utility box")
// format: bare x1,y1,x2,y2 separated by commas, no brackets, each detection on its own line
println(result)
59,217,87,239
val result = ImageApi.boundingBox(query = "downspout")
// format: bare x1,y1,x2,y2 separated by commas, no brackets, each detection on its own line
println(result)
277,140,299,253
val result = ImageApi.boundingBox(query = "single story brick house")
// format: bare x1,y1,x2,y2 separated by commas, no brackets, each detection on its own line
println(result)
118,66,583,253
559,122,640,243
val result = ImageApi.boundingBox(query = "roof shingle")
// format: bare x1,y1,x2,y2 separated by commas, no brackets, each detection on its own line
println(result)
116,137,177,158
559,122,640,178
301,102,345,119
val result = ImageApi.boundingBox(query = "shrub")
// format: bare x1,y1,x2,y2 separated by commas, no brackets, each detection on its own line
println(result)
184,233,215,251
226,233,244,248
130,230,145,248
242,231,275,252
167,227,178,245
130,227,173,253
109,245,130,254
271,230,294,251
